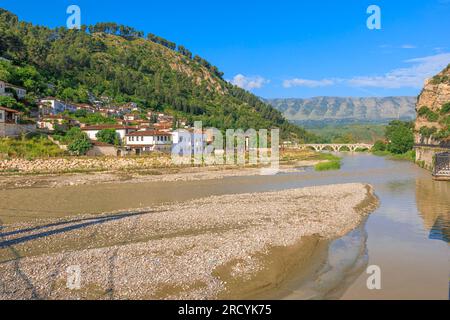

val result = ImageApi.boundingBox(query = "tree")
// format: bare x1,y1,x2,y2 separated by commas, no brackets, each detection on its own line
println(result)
372,140,387,152
96,128,119,145
385,121,414,154
0,95,25,111
68,134,92,155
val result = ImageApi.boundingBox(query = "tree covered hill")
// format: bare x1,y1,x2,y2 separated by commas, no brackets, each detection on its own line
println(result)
0,8,315,142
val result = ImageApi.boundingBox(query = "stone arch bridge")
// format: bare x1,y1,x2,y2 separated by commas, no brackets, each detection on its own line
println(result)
299,143,374,152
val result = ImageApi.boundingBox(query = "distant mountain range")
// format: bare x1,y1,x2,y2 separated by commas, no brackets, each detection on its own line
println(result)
265,96,417,126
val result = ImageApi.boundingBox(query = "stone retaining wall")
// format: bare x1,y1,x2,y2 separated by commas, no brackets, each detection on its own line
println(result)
414,145,449,171
0,123,36,137
0,156,173,173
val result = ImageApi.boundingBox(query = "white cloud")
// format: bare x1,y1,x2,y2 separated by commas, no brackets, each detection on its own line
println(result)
347,53,450,88
379,44,417,49
229,74,269,90
283,78,335,88
283,53,450,90
400,44,416,49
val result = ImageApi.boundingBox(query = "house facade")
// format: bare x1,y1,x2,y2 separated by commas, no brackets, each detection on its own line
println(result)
125,130,172,154
0,81,27,99
0,106,20,124
81,125,137,143
172,129,207,155
0,106,35,137
7,84,26,99
37,115,78,132
38,98,77,115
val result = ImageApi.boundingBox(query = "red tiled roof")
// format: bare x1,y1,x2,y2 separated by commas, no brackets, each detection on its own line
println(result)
40,114,71,120
126,130,172,137
81,124,137,130
90,140,116,147
0,106,20,113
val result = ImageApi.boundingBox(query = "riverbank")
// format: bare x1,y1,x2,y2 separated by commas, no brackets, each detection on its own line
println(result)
0,149,332,189
0,183,378,300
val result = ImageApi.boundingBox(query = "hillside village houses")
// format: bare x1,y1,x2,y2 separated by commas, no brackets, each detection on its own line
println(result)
0,79,212,154
74,103,96,113
0,80,27,99
37,114,79,132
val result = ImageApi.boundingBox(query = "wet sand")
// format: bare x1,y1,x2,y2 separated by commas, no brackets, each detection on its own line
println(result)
0,183,378,300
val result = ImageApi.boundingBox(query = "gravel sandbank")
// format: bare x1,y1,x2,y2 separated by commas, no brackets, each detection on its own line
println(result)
0,183,378,300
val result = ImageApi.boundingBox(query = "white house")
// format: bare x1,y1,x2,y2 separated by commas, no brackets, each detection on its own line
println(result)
172,129,207,155
38,98,77,115
0,80,5,95
0,106,35,137
74,103,96,113
81,124,137,143
125,130,172,154
37,115,78,132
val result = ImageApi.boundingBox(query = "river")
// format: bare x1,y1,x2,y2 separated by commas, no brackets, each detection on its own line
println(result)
0,153,449,299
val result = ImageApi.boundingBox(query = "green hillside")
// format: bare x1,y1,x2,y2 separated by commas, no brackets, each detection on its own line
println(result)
0,8,315,142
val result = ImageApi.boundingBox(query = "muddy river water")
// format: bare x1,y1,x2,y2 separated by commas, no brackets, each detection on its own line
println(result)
0,153,449,299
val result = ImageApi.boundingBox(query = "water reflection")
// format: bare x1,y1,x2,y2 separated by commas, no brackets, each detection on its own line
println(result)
415,179,450,243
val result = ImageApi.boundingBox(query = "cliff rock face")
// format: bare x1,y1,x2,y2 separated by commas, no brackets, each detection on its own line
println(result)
414,64,450,145
414,65,450,172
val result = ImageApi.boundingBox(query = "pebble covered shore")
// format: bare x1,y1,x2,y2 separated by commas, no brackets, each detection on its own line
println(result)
0,183,377,300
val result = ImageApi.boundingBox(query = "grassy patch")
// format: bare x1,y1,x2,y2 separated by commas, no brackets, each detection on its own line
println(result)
0,136,65,159
372,149,415,162
281,150,341,162
314,159,341,171
388,150,416,161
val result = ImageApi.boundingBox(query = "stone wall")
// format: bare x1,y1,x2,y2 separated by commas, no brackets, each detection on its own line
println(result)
414,146,449,171
86,145,118,157
0,123,36,137
0,156,173,173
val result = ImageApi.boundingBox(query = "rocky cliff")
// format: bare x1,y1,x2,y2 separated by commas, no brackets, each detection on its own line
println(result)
414,64,450,146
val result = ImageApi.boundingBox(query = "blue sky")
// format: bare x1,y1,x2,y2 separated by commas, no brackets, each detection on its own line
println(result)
2,0,450,98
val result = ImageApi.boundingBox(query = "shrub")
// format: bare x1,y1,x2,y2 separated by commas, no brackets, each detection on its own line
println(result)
441,102,450,115
426,111,439,122
418,106,439,122
96,129,119,145
433,128,450,140
372,140,387,152
418,106,430,117
314,160,341,171
419,126,437,138
68,135,92,155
